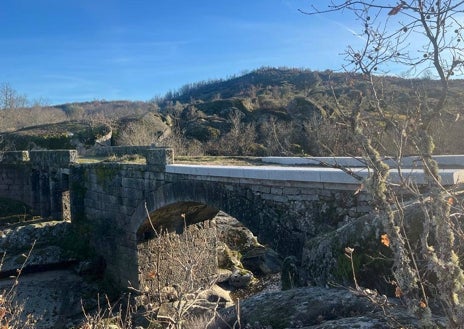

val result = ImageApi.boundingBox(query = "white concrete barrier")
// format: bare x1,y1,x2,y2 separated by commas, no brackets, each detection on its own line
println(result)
262,155,464,168
166,164,464,186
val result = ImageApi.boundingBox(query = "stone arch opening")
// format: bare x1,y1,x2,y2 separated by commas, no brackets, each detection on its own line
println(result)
136,201,219,298
136,201,219,242
136,199,285,302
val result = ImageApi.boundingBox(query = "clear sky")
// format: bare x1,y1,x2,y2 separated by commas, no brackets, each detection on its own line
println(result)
0,0,360,105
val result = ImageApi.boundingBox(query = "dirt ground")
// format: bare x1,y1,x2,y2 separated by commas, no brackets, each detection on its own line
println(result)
0,269,97,329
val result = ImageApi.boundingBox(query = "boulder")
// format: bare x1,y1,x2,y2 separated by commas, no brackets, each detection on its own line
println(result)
228,269,254,288
215,211,259,253
217,286,445,329
241,245,282,275
199,284,234,308
301,212,390,292
0,220,72,253
215,211,282,278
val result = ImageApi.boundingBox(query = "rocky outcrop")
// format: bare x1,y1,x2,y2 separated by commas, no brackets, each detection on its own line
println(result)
215,211,282,288
217,286,446,329
0,220,86,276
301,212,388,290
301,201,439,294
0,220,71,252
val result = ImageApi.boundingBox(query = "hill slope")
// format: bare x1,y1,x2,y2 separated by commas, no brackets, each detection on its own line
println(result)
1,67,464,156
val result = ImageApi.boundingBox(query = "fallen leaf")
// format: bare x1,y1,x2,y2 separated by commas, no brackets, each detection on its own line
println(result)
145,271,157,280
381,234,390,247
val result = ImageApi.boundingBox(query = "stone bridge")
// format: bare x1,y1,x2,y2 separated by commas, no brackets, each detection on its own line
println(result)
0,147,463,289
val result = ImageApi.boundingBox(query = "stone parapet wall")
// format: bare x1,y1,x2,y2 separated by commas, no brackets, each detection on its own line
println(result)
0,151,30,164
0,150,77,168
88,145,153,157
164,172,372,220
30,150,77,168
0,150,77,219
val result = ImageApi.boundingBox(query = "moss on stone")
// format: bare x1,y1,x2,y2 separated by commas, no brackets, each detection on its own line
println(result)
95,166,119,187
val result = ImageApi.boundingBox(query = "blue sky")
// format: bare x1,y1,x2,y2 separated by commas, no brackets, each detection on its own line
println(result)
0,1,360,105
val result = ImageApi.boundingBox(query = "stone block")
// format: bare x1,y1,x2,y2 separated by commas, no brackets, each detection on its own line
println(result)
282,187,301,195
30,150,78,167
268,195,288,203
290,194,319,202
270,187,283,195
251,185,271,194
145,148,174,172
121,177,143,190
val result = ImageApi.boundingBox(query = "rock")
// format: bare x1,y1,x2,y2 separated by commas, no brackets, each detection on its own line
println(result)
301,212,390,292
0,220,72,253
281,256,299,290
217,242,242,270
0,269,99,329
199,284,234,308
215,212,282,278
215,211,259,253
0,220,89,279
241,246,282,275
229,269,254,288
216,268,233,283
217,286,445,329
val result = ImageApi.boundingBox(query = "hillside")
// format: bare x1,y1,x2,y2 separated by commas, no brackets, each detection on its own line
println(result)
1,67,464,156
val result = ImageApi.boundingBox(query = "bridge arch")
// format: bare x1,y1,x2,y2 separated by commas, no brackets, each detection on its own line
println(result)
128,179,301,259
126,179,303,290
136,201,219,241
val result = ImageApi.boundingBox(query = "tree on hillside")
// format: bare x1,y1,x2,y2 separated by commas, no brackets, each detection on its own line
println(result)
303,1,464,327
0,83,28,110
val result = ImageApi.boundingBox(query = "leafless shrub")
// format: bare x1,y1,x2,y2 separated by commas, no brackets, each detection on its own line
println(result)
79,294,134,329
0,107,67,132
304,1,464,327
136,210,219,329
0,241,37,329
208,110,257,156
159,124,204,156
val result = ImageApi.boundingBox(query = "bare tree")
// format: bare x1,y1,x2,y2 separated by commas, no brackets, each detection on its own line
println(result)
303,1,464,327
0,83,28,110
217,110,257,156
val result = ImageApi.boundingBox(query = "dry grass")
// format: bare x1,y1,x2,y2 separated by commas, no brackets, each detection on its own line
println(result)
174,156,265,166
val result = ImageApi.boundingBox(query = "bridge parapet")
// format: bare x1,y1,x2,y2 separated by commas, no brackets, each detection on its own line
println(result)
87,145,153,157
0,150,78,168
0,151,30,164
263,155,464,169
0,150,78,220
145,147,173,171
85,146,173,172
30,150,78,169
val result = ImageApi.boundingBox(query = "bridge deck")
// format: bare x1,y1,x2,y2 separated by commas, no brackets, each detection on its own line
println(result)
76,153,464,186
167,164,464,186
